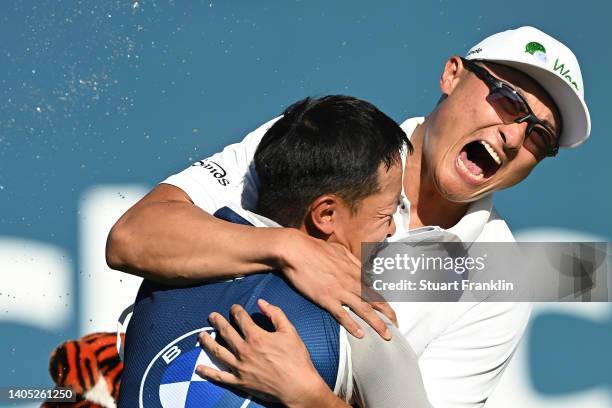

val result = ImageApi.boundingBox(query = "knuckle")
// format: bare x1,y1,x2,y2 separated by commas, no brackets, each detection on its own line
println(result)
248,332,262,346
211,344,222,359
199,366,211,378
203,339,215,353
212,370,223,382
216,320,229,334
363,301,376,312
372,318,386,331
240,348,252,360
235,343,250,359
201,335,214,349
333,308,348,321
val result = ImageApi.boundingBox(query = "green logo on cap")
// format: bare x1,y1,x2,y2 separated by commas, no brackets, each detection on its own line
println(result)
525,41,548,63
525,41,546,55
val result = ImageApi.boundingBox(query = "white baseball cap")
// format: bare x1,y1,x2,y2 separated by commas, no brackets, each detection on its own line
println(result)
465,26,591,148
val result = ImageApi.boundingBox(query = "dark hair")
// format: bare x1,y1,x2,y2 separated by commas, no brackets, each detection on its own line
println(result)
254,95,411,227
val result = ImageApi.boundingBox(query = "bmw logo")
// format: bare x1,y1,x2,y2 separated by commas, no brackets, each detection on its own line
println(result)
139,327,263,407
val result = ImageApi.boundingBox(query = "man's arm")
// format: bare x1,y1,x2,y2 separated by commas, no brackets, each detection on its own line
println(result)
106,183,286,283
346,311,431,408
106,183,391,338
106,117,282,283
105,118,395,339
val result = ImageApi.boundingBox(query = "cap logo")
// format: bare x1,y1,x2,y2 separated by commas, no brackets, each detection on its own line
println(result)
466,48,482,57
553,59,580,91
525,41,548,64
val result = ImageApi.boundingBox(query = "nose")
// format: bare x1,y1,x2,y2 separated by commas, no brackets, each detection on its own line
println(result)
499,122,528,154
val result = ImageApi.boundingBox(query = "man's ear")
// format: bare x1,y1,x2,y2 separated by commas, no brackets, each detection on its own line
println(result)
305,194,340,237
439,56,465,96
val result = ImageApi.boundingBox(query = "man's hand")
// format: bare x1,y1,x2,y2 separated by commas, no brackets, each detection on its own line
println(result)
196,299,348,408
278,229,395,339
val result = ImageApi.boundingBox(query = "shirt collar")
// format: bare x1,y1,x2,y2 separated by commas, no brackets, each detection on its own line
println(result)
226,205,282,228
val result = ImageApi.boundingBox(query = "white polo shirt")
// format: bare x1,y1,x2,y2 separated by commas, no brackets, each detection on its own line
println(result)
162,116,531,408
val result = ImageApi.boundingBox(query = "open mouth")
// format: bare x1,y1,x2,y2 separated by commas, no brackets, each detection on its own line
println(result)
456,140,502,183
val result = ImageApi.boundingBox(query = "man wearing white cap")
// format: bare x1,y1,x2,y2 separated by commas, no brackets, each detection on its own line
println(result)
107,26,591,407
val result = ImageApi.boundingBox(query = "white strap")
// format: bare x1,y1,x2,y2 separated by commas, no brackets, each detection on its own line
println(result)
116,303,134,361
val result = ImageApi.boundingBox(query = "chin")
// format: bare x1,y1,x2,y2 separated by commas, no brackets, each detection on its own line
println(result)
440,188,489,204
434,171,496,203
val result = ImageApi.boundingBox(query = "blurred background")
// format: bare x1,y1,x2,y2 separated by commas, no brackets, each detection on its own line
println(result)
1,1,610,407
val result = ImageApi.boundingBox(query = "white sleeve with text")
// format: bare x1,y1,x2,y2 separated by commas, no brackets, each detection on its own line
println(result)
161,116,281,213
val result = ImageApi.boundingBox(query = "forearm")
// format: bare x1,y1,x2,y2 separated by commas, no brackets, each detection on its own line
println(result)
106,198,290,285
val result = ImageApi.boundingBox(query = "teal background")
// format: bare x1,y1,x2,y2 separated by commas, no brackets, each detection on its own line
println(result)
1,0,610,404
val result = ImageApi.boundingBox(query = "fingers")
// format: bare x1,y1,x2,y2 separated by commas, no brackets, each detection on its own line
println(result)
198,331,239,368
195,364,240,386
370,301,398,327
208,312,246,354
230,304,263,342
257,299,294,333
328,303,364,339
196,328,242,386
343,294,392,340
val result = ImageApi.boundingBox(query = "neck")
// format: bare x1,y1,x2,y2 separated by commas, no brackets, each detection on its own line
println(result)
404,118,469,230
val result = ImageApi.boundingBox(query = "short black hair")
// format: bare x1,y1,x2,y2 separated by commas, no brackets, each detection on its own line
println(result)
254,95,411,227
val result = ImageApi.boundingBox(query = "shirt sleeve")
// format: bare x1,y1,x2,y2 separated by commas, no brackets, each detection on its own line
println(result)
416,302,531,408
346,310,432,408
161,116,282,214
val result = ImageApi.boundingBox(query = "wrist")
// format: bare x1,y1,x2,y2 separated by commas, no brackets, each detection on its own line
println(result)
284,377,340,408
268,227,301,271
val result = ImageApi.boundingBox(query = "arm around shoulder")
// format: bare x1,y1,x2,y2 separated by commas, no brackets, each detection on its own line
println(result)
105,183,289,284
106,116,288,284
